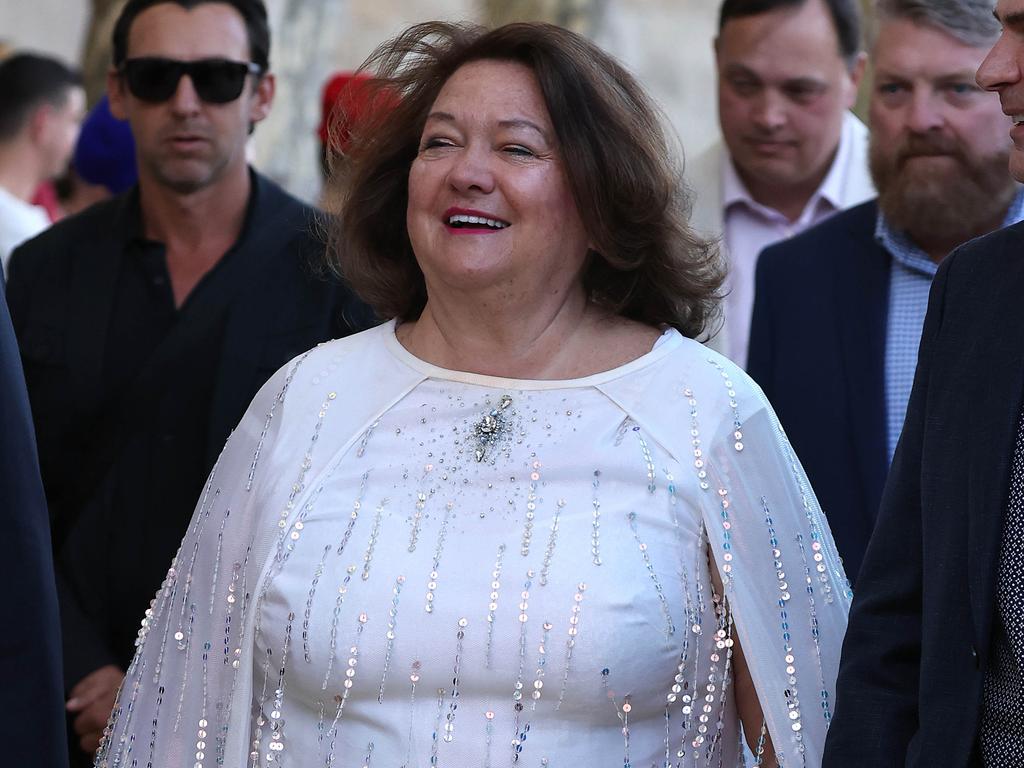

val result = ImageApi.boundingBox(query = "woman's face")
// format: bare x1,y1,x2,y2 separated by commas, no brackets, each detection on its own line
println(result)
407,59,591,302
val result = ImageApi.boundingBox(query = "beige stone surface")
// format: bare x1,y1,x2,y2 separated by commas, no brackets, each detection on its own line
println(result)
593,0,720,164
0,0,89,65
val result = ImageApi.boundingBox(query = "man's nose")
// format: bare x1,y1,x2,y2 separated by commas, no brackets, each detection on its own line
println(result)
751,89,787,131
905,90,944,134
977,32,1022,94
168,74,202,115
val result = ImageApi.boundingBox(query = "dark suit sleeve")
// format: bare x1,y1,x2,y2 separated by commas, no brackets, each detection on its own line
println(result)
0,279,70,768
747,245,777,394
6,240,34,334
8,234,122,690
56,480,123,687
821,245,954,765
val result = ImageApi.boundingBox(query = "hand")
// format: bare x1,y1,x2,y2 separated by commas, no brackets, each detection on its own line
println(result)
66,664,124,755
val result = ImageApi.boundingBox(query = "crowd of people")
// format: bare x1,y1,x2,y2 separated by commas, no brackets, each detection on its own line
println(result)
3,0,1024,765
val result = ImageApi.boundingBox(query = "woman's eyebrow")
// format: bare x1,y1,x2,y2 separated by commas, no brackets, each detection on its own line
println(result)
498,118,550,141
424,112,551,142
424,110,456,124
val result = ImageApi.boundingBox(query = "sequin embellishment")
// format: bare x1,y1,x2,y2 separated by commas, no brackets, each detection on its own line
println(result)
472,394,514,462
627,511,676,636
555,583,586,710
444,618,469,742
485,544,507,667
424,502,453,613
538,501,563,587
591,471,603,565
324,613,369,764
378,576,406,702
521,461,542,556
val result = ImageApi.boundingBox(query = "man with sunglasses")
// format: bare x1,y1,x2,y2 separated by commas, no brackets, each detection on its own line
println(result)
5,1,371,762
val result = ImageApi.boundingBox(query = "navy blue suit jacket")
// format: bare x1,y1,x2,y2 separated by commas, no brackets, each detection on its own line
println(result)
0,274,68,768
822,219,1024,767
748,200,889,583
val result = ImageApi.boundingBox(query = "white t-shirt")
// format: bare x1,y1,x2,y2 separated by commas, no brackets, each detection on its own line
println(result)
0,184,50,277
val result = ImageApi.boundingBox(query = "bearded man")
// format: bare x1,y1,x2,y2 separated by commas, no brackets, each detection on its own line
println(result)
746,0,1020,584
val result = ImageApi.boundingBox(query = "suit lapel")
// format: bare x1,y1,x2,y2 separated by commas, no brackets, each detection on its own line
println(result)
967,236,1024,653
204,175,303,461
833,203,890,530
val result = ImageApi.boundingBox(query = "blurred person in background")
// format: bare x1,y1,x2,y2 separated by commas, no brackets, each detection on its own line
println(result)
689,0,874,366
0,53,84,274
316,71,397,212
59,94,138,216
5,0,370,762
316,70,372,209
748,0,1017,584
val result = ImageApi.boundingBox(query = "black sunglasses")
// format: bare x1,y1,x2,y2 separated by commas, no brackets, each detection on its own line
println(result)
119,57,263,104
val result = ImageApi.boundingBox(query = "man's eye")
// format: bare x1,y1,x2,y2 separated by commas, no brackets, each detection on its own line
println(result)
945,82,976,95
730,80,759,96
785,84,824,102
877,83,906,96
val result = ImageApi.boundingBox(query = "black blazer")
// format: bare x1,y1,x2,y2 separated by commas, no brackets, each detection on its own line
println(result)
0,277,68,768
748,200,889,582
822,222,1024,766
8,172,371,547
6,171,374,687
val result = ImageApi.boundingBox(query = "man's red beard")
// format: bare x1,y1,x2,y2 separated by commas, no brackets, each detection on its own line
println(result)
869,131,1017,247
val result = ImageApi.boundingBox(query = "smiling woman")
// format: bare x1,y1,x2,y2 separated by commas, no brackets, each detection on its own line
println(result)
95,21,852,768
334,22,721,349
404,58,593,335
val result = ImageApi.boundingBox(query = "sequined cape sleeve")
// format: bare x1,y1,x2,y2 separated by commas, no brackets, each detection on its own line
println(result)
601,340,852,767
94,327,426,768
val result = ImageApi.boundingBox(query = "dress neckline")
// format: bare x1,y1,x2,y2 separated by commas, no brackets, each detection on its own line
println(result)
381,318,683,391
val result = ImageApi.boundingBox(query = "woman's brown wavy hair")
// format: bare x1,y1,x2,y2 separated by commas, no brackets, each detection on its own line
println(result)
329,20,723,339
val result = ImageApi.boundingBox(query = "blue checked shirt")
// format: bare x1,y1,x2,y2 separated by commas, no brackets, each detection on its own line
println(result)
877,189,1024,463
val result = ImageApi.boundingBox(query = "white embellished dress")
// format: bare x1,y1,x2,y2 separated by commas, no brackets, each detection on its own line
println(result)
96,321,850,768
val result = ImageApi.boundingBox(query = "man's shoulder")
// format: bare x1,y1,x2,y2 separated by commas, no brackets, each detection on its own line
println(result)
929,221,1024,304
27,194,126,246
252,172,321,227
0,188,48,237
954,219,1024,263
8,195,130,284
246,172,327,255
759,200,880,273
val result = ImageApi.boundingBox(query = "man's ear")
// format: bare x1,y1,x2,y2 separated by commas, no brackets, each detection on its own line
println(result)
27,103,54,144
107,66,130,120
846,51,868,109
248,72,275,125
